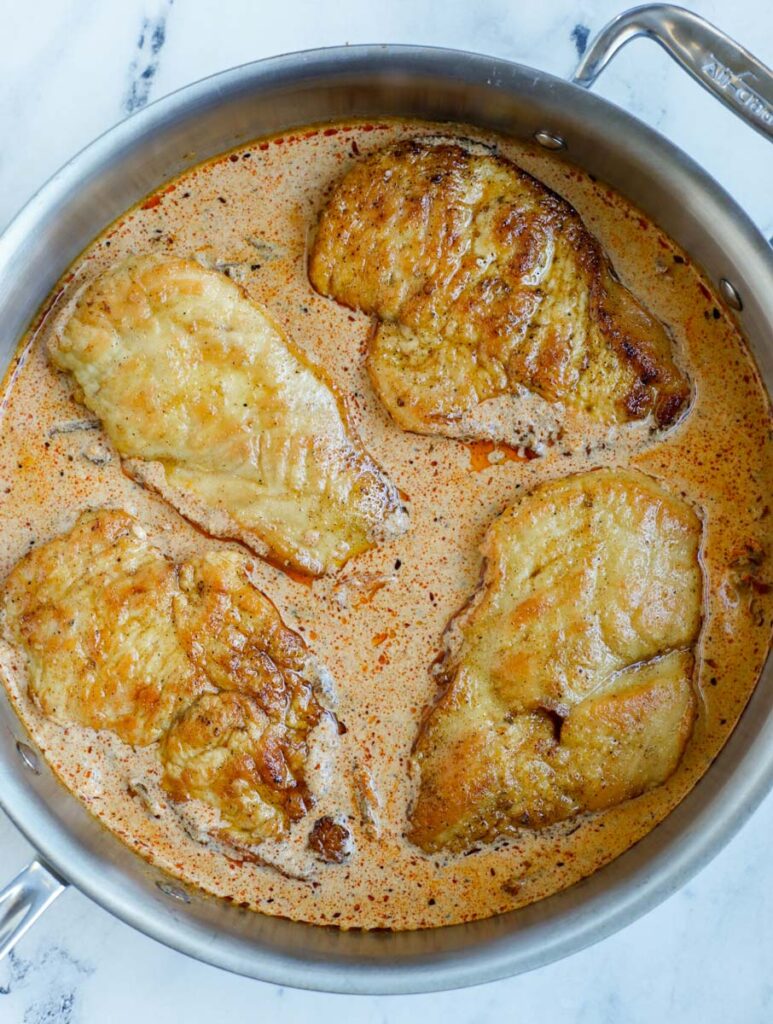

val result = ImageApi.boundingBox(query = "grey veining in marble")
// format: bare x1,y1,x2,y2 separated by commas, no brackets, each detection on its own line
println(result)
0,1,771,1021
123,0,173,115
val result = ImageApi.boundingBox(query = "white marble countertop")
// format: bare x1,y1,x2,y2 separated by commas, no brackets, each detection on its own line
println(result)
0,1,771,1020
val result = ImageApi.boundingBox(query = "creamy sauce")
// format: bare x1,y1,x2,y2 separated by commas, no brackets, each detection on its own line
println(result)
0,119,771,930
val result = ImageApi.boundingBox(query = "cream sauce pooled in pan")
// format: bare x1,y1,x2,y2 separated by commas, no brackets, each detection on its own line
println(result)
0,119,771,930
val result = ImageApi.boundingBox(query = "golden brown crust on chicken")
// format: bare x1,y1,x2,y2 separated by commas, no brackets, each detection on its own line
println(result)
49,255,407,576
0,513,329,843
174,549,311,695
164,549,326,843
408,469,702,853
0,510,203,746
309,140,690,435
307,815,353,863
160,690,314,844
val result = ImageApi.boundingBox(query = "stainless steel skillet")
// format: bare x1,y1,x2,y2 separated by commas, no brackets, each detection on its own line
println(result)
0,3,771,994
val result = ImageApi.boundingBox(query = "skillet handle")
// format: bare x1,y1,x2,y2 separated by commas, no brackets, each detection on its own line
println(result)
572,4,773,142
0,860,67,959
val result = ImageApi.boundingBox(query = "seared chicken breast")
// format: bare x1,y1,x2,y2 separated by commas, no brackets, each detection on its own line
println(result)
163,550,325,843
310,141,689,437
408,469,702,853
1,512,329,843
0,510,202,746
50,255,406,576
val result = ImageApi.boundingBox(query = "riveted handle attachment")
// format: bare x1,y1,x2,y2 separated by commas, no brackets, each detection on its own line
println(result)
573,4,773,142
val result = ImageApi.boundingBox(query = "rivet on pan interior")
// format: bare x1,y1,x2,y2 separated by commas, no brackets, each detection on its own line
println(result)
719,278,743,311
156,880,191,904
533,130,566,150
16,741,40,774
